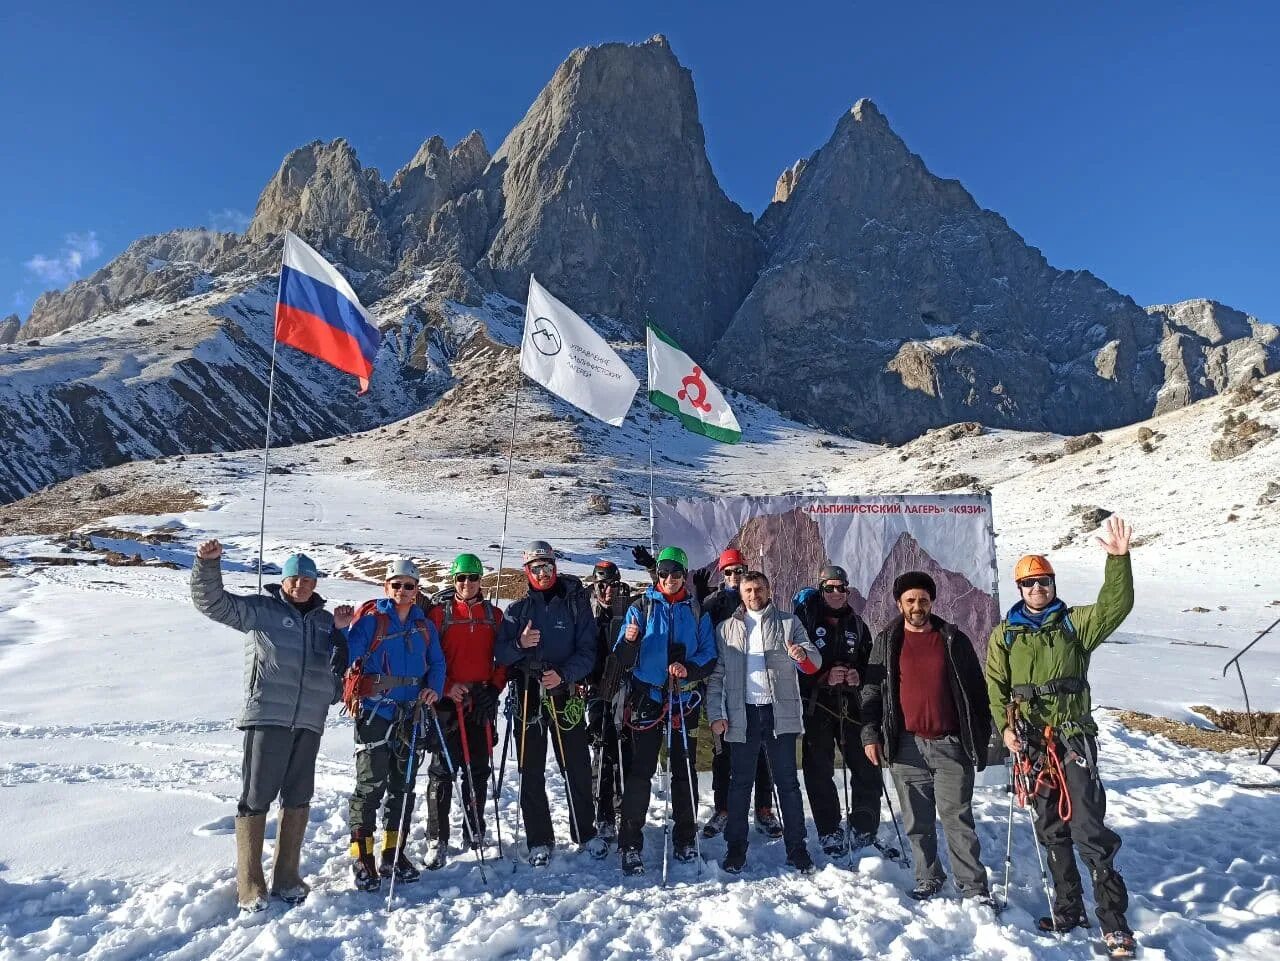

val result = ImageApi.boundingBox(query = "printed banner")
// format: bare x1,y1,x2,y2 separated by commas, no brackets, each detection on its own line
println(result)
652,494,1001,662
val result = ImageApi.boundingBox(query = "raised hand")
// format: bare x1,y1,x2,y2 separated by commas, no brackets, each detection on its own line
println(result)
332,604,355,629
519,621,541,649
631,545,656,570
1095,514,1133,555
624,622,640,643
786,642,807,662
196,539,222,561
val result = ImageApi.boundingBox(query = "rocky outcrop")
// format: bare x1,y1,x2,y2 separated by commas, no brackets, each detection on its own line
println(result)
476,35,762,355
0,314,18,345
710,100,1185,442
386,131,490,268
245,139,393,269
1149,299,1279,411
720,507,828,622
20,230,237,341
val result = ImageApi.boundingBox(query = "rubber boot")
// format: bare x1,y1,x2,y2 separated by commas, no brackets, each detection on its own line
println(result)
351,828,381,892
235,814,269,913
270,805,311,905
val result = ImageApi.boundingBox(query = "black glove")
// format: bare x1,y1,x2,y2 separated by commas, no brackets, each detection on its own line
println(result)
632,545,656,570
469,683,499,722
692,568,711,600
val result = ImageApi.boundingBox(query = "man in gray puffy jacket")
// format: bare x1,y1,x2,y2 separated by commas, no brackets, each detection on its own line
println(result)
707,571,822,875
192,539,353,913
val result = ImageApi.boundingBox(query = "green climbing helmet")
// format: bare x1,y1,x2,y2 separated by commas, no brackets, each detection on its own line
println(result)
656,546,689,570
449,553,484,577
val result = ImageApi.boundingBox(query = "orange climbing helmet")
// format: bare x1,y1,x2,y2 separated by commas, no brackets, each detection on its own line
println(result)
1013,554,1055,582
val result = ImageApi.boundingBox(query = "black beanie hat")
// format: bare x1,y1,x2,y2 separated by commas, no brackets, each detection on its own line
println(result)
893,571,937,601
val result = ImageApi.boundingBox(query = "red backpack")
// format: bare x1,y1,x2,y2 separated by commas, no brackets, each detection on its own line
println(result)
340,600,435,716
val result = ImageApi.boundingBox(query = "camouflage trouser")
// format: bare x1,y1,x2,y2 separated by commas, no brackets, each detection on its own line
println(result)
348,713,425,834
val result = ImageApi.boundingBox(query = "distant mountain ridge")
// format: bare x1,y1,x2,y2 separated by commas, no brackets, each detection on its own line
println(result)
3,34,1275,502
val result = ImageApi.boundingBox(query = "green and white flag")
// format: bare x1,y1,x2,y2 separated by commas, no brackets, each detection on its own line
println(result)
646,325,742,444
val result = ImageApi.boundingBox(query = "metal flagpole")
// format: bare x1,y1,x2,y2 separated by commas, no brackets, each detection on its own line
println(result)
255,242,286,595
647,411,656,554
492,380,521,603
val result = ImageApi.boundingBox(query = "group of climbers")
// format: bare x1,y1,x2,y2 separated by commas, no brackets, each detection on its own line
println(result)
191,511,1138,959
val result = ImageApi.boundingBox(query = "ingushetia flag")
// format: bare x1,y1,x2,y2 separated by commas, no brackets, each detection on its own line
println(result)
646,324,741,444
274,231,382,393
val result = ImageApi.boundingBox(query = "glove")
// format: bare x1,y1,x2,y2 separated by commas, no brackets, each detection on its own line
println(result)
632,545,656,570
692,568,711,599
469,683,499,722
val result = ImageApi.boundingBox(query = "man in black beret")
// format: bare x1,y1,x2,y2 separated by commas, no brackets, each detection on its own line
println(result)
860,570,993,904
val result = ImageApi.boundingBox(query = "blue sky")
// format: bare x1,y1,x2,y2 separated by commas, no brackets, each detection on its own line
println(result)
2,1,1277,323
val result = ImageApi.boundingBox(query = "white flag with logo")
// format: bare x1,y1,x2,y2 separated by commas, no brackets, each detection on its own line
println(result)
646,324,742,444
519,275,638,427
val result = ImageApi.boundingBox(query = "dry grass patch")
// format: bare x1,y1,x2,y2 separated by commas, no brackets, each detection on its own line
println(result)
1116,706,1280,753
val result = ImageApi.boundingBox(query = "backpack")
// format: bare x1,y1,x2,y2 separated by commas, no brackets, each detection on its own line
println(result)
432,587,499,635
340,600,434,716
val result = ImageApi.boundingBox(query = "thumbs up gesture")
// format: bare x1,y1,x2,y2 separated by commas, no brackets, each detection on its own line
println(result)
519,620,541,649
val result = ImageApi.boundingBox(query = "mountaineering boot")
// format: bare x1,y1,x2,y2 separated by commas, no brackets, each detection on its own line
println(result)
425,840,448,871
819,831,848,857
269,805,311,905
595,819,618,844
581,836,610,860
1037,907,1090,933
350,829,381,892
1100,931,1137,959
702,810,729,838
786,847,816,876
528,844,552,867
673,843,698,863
908,878,946,901
621,849,645,876
235,814,270,913
379,830,420,883
754,809,784,839
722,846,747,875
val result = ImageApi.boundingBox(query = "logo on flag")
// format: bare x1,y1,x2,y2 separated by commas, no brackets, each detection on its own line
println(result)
274,231,382,393
646,324,742,444
519,276,638,427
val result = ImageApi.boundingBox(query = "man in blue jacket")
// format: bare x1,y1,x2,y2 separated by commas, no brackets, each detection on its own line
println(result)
614,546,717,875
495,541,606,866
345,559,445,891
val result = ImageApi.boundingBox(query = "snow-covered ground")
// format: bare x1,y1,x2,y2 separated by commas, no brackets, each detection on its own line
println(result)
2,367,1279,959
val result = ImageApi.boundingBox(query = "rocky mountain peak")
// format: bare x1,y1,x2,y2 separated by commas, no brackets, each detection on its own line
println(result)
477,36,761,355
246,138,392,265
0,314,19,346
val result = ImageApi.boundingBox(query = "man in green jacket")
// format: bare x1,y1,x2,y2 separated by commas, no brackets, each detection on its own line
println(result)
986,515,1137,960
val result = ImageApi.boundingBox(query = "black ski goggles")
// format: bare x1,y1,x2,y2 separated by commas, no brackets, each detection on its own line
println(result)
453,573,481,583
821,583,849,594
656,563,686,579
721,566,747,577
1018,576,1054,589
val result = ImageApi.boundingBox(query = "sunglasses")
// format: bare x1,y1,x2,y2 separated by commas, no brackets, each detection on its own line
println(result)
528,562,555,576
453,573,481,583
821,583,849,594
656,564,686,579
388,581,418,592
722,566,747,576
1018,576,1054,589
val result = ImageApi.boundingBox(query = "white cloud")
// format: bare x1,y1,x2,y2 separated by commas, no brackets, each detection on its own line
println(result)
24,231,102,287
208,208,251,233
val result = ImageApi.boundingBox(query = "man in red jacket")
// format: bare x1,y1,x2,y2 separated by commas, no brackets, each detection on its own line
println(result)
422,553,506,870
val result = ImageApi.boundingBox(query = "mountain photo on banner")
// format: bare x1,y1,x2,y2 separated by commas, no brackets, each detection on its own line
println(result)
275,231,382,394
520,275,639,427
646,324,741,444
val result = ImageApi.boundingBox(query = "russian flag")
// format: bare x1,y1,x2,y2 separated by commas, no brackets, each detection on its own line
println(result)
274,231,382,393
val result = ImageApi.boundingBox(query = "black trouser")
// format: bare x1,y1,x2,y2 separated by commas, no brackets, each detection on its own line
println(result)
618,706,699,851
1031,732,1130,934
512,678,597,849
711,737,772,813
424,700,493,845
725,705,807,856
238,725,321,816
589,698,626,825
801,703,882,838
349,712,425,835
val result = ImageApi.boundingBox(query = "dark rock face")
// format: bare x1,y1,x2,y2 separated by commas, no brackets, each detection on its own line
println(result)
0,314,18,345
1148,299,1280,410
861,531,999,663
476,35,762,356
710,100,1270,442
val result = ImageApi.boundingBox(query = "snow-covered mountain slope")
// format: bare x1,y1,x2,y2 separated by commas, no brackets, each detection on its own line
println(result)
1,403,1278,958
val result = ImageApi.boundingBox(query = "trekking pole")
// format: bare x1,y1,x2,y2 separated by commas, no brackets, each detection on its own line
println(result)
675,679,703,875
386,704,422,909
593,704,609,829
878,765,909,868
546,684,585,849
839,707,856,870
1008,706,1056,928
512,679,530,871
661,679,674,887
457,703,489,885
487,718,506,859
1000,767,1016,913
